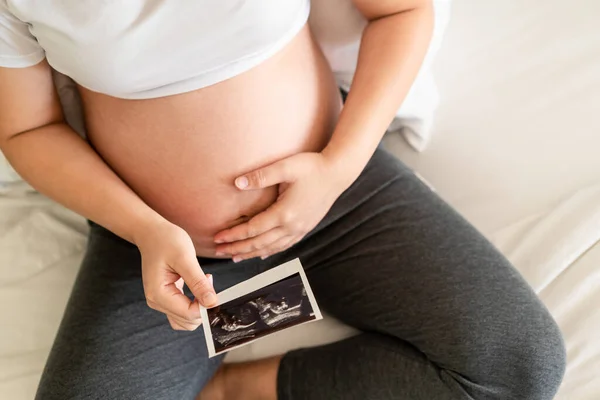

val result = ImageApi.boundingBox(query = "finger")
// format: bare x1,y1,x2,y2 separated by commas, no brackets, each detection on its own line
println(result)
232,235,295,262
168,316,184,330
149,274,212,321
214,202,285,244
175,277,185,292
167,314,201,331
175,256,218,308
167,315,187,331
235,158,294,191
259,236,301,260
150,282,204,323
215,228,285,256
169,312,202,330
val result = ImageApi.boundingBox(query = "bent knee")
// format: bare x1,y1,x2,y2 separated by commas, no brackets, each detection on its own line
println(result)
453,312,566,400
496,319,565,400
512,321,566,400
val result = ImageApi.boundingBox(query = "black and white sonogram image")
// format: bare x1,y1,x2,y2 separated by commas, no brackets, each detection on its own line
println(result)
207,272,316,354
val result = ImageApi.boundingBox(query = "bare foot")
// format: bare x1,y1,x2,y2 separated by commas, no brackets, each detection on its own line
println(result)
197,357,281,400
197,365,228,400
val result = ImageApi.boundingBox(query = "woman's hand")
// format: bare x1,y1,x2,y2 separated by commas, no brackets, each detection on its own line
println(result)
135,219,218,331
213,152,351,261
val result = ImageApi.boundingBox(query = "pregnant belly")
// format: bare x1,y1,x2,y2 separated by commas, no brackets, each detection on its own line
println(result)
80,26,341,256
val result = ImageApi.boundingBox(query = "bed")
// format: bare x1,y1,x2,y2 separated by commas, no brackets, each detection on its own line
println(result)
1,0,599,398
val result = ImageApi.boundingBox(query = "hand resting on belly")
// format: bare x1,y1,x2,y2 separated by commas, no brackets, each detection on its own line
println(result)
80,25,341,257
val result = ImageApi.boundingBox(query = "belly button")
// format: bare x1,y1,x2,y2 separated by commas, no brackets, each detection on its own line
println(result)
236,215,250,223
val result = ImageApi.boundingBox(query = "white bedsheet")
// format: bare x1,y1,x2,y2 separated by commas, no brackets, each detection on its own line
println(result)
1,0,599,398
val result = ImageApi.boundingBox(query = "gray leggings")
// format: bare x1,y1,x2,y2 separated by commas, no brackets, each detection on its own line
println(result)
36,149,565,400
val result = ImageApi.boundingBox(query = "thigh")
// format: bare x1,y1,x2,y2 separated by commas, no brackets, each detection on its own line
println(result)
36,225,227,400
293,149,563,392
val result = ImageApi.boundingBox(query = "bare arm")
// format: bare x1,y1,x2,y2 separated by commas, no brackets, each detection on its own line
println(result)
212,0,435,260
323,0,434,182
0,61,165,244
1,60,217,322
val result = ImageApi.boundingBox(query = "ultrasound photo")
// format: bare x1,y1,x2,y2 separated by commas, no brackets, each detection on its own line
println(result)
208,273,315,353
200,259,321,357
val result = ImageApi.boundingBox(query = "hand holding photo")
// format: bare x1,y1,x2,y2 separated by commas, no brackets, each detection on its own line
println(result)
200,258,322,357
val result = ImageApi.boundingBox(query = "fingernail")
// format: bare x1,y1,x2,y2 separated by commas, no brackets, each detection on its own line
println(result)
232,256,242,263
235,176,248,189
214,238,224,244
215,251,224,256
261,255,269,260
202,292,217,306
207,274,214,286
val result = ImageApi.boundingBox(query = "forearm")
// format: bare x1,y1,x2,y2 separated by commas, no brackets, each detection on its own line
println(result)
1,122,164,244
323,3,434,183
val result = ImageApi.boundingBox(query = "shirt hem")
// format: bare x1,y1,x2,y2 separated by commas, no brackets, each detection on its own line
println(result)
0,50,45,68
74,1,311,100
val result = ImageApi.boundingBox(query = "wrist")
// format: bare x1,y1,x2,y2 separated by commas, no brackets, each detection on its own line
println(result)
130,210,171,247
321,149,364,193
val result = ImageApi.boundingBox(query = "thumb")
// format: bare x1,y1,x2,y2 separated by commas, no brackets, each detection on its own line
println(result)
178,256,217,307
235,158,293,190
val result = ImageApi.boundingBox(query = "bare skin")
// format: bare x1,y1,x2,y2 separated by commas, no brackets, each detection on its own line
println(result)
198,357,282,400
197,0,434,397
1,0,433,397
80,25,341,257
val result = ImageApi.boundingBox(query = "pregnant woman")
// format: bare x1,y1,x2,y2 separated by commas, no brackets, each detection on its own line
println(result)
0,1,565,399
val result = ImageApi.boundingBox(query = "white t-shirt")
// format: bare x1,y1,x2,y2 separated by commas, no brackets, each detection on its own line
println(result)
0,0,310,99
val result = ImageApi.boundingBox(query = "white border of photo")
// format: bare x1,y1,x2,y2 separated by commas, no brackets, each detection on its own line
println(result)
200,258,323,358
